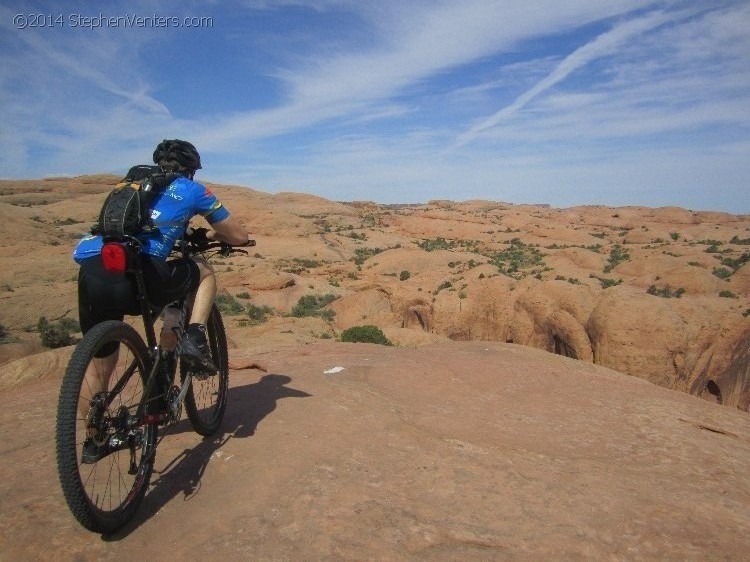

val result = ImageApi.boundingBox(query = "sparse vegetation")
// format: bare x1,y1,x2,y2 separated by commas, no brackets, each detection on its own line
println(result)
669,232,680,241
598,278,623,289
340,325,392,346
647,285,685,299
353,247,386,265
236,292,251,299
399,270,411,281
721,253,749,272
719,290,738,299
434,280,452,294
730,236,750,245
215,293,245,316
712,267,732,280
488,238,545,278
417,237,455,252
291,294,337,321
292,258,322,269
37,316,80,348
247,303,275,324
604,244,630,273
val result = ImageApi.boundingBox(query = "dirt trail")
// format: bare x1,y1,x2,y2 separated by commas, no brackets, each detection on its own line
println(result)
0,341,748,560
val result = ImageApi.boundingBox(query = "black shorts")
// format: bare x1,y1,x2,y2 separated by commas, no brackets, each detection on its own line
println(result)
78,254,200,335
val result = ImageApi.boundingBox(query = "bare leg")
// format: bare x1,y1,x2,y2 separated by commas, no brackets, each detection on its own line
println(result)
78,350,119,422
189,257,216,326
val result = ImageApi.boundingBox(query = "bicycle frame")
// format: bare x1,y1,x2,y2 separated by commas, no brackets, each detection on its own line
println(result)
100,236,187,427
98,235,251,428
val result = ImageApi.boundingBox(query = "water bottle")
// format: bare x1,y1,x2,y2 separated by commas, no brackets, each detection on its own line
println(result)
160,305,181,351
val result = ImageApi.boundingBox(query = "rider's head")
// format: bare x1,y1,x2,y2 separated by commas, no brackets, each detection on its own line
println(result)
153,139,202,179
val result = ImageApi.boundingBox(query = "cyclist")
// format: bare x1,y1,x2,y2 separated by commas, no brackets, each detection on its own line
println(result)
73,139,248,403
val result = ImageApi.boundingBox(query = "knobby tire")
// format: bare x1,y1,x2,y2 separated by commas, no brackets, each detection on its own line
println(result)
183,304,229,436
55,320,157,534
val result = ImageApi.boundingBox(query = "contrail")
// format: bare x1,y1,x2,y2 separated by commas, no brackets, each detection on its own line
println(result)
455,10,672,148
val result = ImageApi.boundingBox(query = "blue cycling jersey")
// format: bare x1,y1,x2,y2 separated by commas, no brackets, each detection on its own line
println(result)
73,176,230,262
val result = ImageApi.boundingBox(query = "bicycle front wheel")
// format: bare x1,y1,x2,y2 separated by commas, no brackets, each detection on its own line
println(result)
56,320,157,534
183,304,229,436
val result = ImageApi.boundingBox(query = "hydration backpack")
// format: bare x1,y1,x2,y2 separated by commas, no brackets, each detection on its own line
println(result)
92,165,181,238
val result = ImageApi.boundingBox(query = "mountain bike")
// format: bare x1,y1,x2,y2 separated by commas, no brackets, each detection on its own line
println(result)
55,236,252,534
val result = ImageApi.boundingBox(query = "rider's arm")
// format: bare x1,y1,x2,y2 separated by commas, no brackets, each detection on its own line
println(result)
207,215,249,246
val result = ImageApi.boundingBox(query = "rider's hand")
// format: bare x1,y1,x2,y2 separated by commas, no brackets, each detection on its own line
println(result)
184,227,211,246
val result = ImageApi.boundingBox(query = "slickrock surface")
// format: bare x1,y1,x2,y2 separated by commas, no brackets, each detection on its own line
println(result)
0,341,748,560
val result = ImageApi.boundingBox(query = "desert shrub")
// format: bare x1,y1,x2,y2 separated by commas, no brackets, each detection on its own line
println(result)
291,294,337,319
418,237,455,252
434,281,452,294
489,238,545,277
236,292,251,299
247,303,275,324
399,270,411,281
292,257,322,269
353,247,385,265
670,232,680,241
215,293,245,316
37,316,79,348
647,285,685,299
604,244,630,273
0,323,8,343
730,236,750,245
340,325,392,346
719,290,738,299
712,267,732,279
721,253,749,272
599,278,622,289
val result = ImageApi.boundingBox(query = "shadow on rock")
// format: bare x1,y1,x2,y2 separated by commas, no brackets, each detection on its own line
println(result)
104,373,311,540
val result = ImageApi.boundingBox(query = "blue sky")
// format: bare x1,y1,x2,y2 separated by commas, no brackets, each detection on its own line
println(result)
1,1,748,212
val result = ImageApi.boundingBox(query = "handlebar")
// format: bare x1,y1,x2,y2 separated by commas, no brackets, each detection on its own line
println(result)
176,239,256,258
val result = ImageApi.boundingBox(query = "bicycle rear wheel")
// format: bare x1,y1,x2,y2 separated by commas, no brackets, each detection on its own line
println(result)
183,304,229,436
56,320,157,534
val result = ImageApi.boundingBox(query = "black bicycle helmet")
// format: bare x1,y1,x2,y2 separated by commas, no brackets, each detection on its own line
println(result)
152,139,202,171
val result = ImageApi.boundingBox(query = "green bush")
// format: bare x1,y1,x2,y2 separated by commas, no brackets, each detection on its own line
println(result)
291,294,337,319
670,232,680,241
417,237,455,252
236,292,251,299
599,278,622,289
712,267,732,279
647,285,685,299
247,303,274,324
604,244,630,273
719,290,738,299
215,293,245,315
340,325,392,346
399,270,411,281
37,316,79,348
